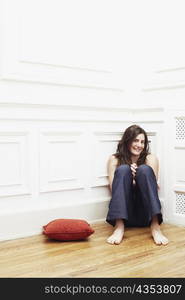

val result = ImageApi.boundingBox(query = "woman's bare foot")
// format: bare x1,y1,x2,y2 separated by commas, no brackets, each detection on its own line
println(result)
150,215,169,245
107,219,124,245
151,228,169,245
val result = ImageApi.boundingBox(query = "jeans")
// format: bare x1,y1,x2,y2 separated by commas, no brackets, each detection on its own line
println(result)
106,164,162,227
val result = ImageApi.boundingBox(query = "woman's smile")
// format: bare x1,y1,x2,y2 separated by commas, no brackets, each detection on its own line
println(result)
129,133,145,157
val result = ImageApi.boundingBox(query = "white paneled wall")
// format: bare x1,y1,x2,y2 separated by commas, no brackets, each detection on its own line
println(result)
165,111,185,226
0,132,30,197
141,78,185,227
0,0,122,91
1,0,185,241
0,0,123,240
0,107,165,240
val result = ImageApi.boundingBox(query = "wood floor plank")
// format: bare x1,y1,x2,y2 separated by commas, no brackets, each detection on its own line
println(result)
0,222,185,277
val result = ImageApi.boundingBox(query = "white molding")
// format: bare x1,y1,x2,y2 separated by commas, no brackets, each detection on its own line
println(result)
97,174,108,178
0,197,109,241
39,186,84,193
143,66,185,92
91,131,122,186
91,183,109,188
1,76,124,92
175,145,185,149
42,131,83,136
0,0,122,91
49,177,77,183
19,59,112,74
156,67,185,73
143,84,185,92
94,131,122,141
0,104,165,123
174,186,185,193
39,131,84,193
0,131,31,197
0,102,164,112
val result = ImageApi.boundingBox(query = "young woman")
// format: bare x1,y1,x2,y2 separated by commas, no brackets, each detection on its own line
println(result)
106,124,169,246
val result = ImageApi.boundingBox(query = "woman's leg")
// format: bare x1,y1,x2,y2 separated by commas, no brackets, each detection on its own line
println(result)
135,164,168,245
107,219,125,245
106,165,133,245
150,215,169,245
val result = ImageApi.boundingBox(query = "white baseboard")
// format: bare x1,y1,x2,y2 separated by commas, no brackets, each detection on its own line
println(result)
0,197,171,242
0,199,109,241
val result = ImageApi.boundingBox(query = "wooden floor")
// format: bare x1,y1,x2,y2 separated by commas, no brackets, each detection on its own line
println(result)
0,222,185,278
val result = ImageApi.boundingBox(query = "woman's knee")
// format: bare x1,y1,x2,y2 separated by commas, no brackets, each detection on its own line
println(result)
115,164,131,177
136,164,153,177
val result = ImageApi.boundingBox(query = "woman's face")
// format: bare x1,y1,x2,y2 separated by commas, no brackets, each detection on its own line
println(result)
129,133,145,157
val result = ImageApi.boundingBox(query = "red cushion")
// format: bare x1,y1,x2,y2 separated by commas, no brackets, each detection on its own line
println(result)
43,219,95,241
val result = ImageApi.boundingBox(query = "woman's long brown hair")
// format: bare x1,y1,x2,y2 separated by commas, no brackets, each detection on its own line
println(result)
114,125,150,166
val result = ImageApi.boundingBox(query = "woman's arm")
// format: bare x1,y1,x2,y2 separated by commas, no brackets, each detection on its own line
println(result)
146,153,159,181
107,155,118,191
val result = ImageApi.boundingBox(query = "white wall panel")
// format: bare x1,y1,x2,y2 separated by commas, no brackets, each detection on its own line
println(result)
20,0,114,70
40,131,84,192
141,95,185,227
175,149,185,183
171,112,185,225
0,132,30,197
0,111,165,240
91,132,122,187
1,0,122,91
1,0,185,240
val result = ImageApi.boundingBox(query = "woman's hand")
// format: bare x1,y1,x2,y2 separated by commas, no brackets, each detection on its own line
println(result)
130,163,137,178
